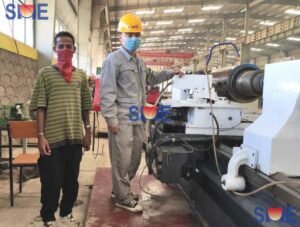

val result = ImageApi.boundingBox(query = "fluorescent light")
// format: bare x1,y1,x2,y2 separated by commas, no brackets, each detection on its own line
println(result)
251,48,263,52
188,19,205,23
266,43,280,47
170,36,183,39
150,30,165,34
202,5,222,11
164,8,184,13
178,28,193,32
136,10,155,15
227,55,238,59
260,21,275,26
240,8,246,13
156,21,173,25
145,37,159,41
287,37,300,41
285,9,300,15
240,30,254,34
226,37,237,41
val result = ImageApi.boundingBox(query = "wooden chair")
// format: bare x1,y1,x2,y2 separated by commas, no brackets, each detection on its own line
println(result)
7,121,39,206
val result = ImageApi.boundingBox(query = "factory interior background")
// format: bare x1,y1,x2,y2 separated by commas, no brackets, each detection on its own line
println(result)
1,0,300,227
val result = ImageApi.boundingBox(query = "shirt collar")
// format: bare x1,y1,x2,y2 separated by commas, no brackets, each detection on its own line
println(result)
52,65,76,71
119,46,135,62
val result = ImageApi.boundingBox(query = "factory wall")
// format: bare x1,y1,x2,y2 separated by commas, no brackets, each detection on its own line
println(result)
0,33,38,105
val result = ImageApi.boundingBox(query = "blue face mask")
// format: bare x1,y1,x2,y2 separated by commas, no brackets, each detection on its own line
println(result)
122,35,141,53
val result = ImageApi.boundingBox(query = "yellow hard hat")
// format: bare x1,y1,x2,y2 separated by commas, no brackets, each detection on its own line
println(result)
118,14,142,33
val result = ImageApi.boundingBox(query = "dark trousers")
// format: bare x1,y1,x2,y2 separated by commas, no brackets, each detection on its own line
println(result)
38,144,82,222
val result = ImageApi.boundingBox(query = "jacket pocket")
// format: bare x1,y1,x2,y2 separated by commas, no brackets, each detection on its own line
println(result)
118,67,139,99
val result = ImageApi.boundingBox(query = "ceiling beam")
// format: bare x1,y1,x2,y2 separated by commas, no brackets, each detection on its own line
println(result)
140,39,213,44
144,60,175,66
249,0,265,8
143,24,242,31
263,0,300,6
111,24,244,33
110,24,245,33
108,0,297,12
109,0,249,12
136,51,194,58
109,13,276,26
111,33,227,41
109,14,242,25
279,40,300,50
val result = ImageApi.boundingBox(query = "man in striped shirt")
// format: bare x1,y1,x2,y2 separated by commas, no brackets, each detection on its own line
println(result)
30,31,92,227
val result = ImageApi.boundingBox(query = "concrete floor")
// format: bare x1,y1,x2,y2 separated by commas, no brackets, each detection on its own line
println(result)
85,168,198,227
0,134,197,227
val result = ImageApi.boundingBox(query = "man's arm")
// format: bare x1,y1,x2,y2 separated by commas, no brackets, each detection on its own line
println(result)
29,70,51,155
100,57,119,134
82,110,91,151
146,68,184,87
37,107,51,155
81,73,93,151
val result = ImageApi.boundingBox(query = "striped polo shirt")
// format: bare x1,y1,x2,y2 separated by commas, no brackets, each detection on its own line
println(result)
30,66,92,148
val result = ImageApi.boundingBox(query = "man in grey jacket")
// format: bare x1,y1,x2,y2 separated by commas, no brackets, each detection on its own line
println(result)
100,13,183,213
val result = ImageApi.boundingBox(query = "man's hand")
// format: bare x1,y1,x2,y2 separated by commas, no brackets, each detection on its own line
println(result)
83,130,92,151
108,125,119,134
38,135,51,156
173,70,184,78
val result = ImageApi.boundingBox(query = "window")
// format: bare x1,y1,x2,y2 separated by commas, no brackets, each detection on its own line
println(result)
0,0,34,47
0,0,14,36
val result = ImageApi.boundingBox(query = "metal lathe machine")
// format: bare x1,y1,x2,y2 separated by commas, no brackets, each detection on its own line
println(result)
147,60,300,227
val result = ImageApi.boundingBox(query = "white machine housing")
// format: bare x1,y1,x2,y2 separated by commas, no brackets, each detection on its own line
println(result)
237,60,300,176
168,74,248,136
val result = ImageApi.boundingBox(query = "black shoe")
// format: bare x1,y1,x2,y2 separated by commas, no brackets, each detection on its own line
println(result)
115,200,143,213
43,221,55,227
111,192,139,201
59,213,81,226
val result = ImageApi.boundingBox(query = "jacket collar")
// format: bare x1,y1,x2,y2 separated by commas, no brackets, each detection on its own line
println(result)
119,46,136,61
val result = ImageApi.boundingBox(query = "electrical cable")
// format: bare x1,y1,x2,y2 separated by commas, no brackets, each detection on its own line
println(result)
152,123,212,152
138,164,174,199
206,42,240,66
154,81,172,106
219,123,242,131
233,181,300,197
211,113,220,137
145,81,173,175
204,68,222,178
146,133,212,179
203,42,240,178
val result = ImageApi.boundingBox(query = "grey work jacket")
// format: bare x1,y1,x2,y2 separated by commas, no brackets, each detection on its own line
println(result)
100,46,174,126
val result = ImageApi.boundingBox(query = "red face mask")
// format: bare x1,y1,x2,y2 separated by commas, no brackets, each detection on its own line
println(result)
56,49,74,83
